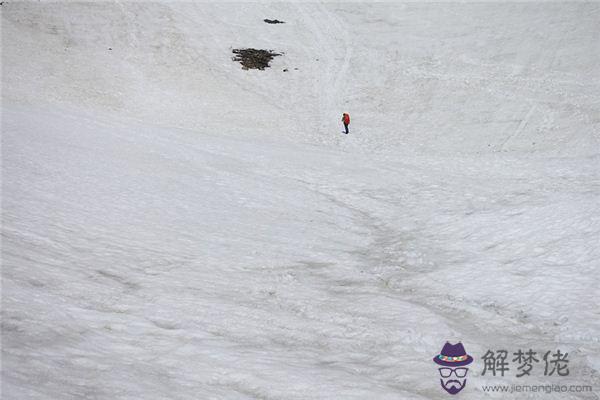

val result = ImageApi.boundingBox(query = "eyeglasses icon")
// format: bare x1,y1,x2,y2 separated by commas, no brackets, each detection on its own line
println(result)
439,367,468,378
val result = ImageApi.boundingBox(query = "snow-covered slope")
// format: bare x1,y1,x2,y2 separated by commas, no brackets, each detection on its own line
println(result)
2,2,599,399
4,2,598,153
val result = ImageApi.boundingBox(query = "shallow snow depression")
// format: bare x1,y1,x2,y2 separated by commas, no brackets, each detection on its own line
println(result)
2,2,599,399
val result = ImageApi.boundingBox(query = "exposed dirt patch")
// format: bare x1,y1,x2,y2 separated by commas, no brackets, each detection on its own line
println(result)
264,19,285,24
232,48,281,70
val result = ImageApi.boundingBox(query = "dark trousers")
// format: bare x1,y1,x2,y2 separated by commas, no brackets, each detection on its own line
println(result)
343,123,349,134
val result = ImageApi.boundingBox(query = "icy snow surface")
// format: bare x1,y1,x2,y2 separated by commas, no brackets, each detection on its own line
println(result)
2,2,600,399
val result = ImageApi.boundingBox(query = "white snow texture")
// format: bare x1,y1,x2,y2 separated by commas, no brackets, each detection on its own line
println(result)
2,2,599,400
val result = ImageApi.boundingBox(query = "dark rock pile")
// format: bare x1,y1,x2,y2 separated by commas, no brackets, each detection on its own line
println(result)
232,48,281,70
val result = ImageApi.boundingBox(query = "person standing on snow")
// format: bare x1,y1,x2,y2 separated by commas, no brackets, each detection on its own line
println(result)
342,113,350,134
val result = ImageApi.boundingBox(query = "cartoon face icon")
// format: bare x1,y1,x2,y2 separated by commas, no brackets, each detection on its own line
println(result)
433,342,474,395
438,366,469,395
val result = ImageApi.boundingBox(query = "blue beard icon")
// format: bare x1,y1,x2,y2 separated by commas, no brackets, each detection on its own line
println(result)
440,378,467,395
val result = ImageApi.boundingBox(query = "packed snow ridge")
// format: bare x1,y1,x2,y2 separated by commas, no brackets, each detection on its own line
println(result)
2,2,599,399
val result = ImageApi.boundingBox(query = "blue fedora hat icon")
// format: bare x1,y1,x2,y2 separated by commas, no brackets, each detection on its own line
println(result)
433,342,473,367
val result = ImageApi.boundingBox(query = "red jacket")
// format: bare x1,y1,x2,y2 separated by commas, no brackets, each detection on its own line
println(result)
342,114,350,124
